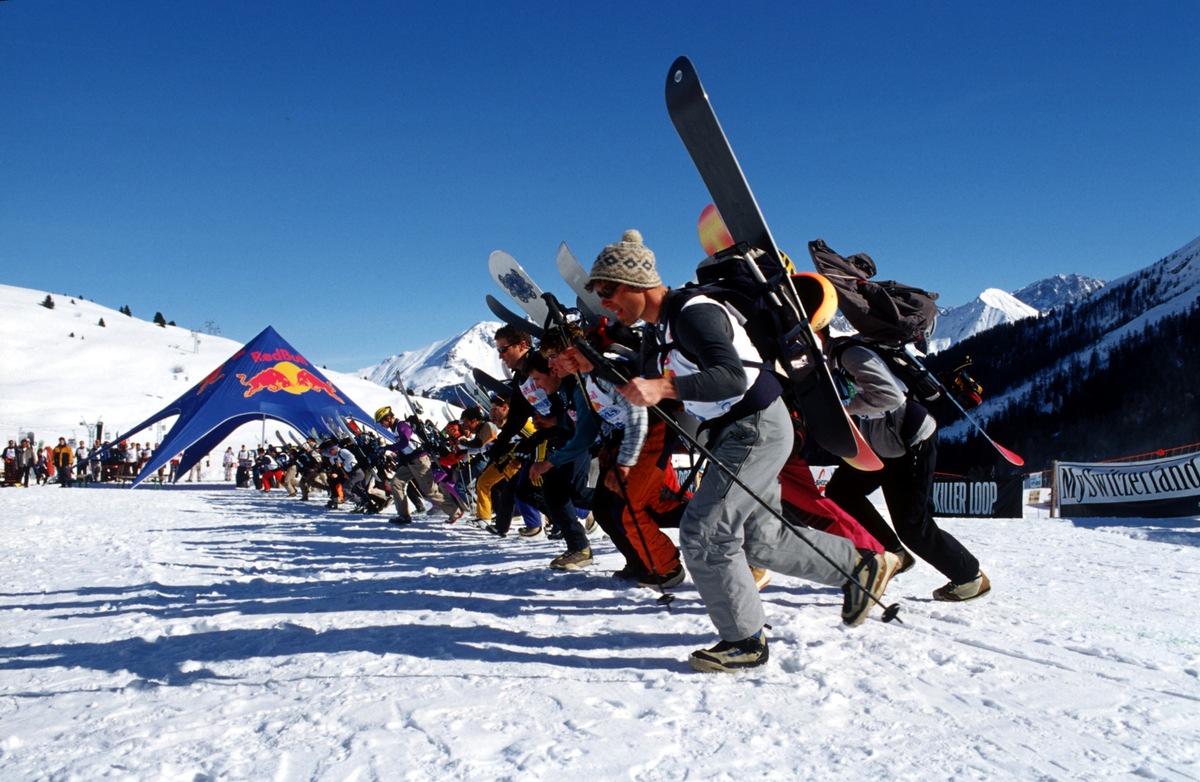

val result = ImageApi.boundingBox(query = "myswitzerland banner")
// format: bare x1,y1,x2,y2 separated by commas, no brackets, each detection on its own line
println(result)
1055,452,1200,518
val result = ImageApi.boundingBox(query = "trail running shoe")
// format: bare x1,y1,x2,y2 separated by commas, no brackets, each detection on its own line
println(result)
933,572,991,602
688,629,769,673
518,525,543,538
549,548,593,571
841,550,901,626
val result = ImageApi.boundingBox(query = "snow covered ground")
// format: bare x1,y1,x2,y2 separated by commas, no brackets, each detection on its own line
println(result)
1,486,1198,781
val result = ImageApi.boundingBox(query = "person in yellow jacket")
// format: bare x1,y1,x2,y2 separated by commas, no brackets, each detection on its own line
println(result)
52,437,74,488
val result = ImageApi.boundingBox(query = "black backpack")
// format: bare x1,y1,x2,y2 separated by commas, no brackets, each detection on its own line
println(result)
658,243,802,373
808,238,939,347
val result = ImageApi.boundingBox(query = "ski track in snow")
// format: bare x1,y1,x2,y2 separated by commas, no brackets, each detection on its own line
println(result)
1,488,1198,781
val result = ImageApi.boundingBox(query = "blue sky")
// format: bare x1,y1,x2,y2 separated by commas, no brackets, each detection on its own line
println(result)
3,2,1197,371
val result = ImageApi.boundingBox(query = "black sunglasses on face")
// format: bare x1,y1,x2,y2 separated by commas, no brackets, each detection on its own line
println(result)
594,283,620,300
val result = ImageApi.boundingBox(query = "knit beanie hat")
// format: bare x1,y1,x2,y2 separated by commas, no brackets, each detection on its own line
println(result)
587,229,662,291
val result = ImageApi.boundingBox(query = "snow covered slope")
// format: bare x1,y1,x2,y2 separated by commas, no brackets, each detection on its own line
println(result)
0,283,458,448
0,488,1196,779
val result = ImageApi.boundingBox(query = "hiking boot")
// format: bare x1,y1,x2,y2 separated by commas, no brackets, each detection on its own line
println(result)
583,512,597,534
933,571,991,602
841,550,901,627
894,549,916,574
688,628,769,673
518,525,543,538
484,524,507,538
549,548,593,571
638,564,686,590
547,527,564,540
388,516,413,525
750,566,771,591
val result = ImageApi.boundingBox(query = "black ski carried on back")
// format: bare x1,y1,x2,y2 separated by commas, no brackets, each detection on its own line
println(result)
666,56,877,467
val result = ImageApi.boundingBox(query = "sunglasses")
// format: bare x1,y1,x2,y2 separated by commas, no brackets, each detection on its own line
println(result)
594,283,621,300
497,344,515,355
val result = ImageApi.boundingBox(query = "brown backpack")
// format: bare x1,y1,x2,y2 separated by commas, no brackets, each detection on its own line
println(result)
808,238,940,347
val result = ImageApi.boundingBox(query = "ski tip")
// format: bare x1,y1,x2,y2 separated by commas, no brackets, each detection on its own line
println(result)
996,443,1025,467
667,56,695,89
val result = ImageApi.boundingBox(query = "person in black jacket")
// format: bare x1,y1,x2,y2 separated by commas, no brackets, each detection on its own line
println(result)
825,338,990,602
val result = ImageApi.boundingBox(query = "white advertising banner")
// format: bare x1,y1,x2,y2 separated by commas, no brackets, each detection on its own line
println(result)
1056,452,1200,518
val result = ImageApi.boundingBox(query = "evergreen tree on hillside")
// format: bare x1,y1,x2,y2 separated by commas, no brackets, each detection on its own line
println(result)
98,318,106,327
935,302,1200,472
120,305,132,317
154,312,167,327
40,295,54,309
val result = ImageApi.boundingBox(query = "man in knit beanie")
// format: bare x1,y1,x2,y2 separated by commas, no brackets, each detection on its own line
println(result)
587,229,900,673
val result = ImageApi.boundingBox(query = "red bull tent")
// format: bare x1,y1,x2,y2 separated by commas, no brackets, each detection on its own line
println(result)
108,326,385,487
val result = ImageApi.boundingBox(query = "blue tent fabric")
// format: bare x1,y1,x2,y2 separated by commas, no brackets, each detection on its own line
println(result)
107,326,387,487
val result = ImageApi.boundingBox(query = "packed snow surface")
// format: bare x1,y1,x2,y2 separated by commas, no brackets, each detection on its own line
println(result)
1,488,1198,781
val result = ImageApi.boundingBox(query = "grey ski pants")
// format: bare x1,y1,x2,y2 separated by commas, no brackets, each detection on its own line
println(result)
681,398,859,641
389,455,458,519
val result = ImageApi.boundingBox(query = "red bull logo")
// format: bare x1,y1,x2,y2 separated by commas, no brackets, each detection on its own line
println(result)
195,349,244,396
195,366,226,396
237,361,345,403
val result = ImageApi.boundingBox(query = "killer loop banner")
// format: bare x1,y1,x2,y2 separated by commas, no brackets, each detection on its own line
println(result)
932,475,1024,518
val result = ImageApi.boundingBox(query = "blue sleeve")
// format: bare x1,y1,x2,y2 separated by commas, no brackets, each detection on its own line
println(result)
549,385,599,467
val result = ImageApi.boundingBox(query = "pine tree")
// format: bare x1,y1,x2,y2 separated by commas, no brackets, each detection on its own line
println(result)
98,318,106,327
154,312,167,327
40,295,55,309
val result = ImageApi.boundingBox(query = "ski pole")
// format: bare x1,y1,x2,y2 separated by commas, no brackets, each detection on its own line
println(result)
906,348,1024,466
541,300,677,609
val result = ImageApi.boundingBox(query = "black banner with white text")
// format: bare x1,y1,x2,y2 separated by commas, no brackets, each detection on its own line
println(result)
931,475,1024,518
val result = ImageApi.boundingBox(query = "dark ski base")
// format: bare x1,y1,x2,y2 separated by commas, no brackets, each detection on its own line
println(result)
665,56,861,460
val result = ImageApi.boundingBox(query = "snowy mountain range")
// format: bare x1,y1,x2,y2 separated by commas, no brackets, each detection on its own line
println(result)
1012,273,1108,313
4,235,1188,466
931,234,1200,468
355,321,509,404
926,274,1107,354
926,289,1041,354
357,270,1110,393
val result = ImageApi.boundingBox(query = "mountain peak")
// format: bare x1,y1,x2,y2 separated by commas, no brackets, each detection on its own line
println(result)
358,321,509,400
1012,273,1107,313
928,289,1038,353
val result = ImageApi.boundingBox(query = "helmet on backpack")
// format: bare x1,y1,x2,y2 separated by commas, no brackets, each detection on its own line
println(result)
790,273,838,331
373,405,393,423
